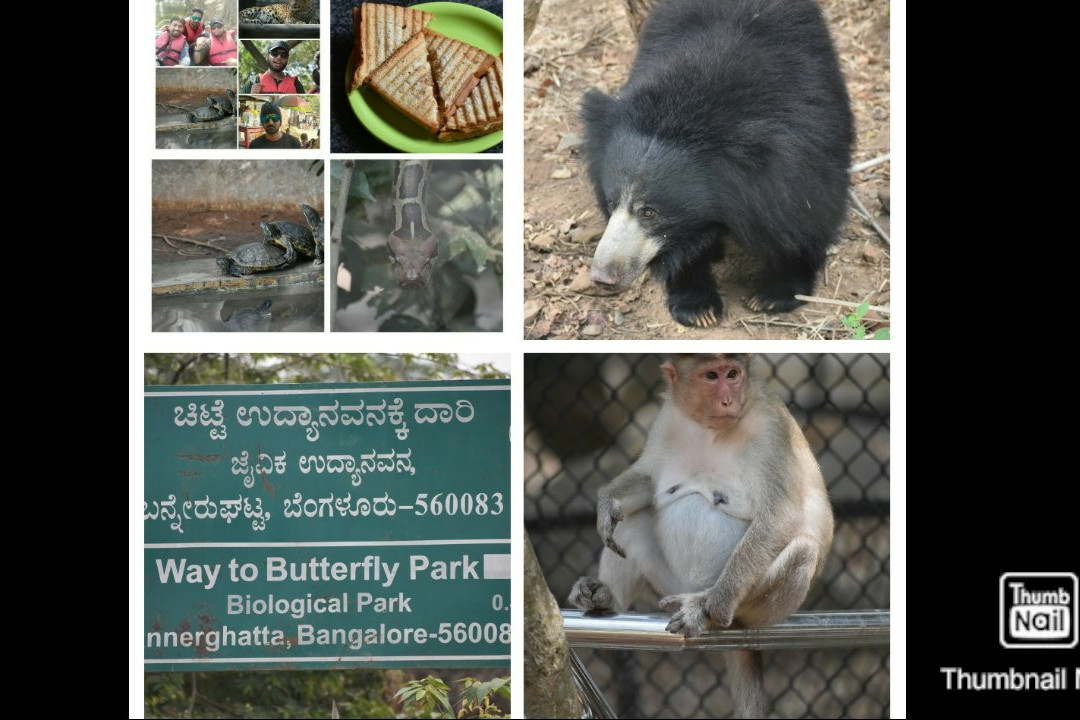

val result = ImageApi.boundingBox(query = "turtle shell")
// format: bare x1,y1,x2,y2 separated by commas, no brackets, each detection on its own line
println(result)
190,97,225,122
216,239,296,276
208,90,235,115
300,204,324,265
264,220,317,259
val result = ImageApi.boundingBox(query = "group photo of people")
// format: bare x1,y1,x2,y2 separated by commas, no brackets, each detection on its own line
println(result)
155,2,237,66
153,1,317,150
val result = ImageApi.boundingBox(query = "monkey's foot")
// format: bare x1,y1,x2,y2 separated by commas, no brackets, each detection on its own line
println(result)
667,288,723,328
568,576,614,613
659,591,734,636
659,592,710,635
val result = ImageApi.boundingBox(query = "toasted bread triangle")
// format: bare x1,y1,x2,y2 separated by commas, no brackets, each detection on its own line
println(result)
423,29,497,126
351,2,434,93
438,55,503,141
368,33,440,133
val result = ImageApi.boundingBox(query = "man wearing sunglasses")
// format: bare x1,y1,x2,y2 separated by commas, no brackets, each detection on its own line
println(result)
248,101,303,149
249,41,306,94
182,8,205,46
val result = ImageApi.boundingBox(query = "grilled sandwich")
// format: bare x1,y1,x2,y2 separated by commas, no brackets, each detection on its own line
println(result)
438,54,503,141
351,2,434,92
423,29,497,125
367,32,440,134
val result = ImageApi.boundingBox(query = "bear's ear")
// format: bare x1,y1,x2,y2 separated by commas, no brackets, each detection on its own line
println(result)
580,90,617,217
581,90,616,128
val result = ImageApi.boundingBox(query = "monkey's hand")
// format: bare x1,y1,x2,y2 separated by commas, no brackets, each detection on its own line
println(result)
659,591,735,636
568,576,614,613
596,495,626,558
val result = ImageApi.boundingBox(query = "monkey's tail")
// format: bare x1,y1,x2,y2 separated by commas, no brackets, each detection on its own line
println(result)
727,649,767,719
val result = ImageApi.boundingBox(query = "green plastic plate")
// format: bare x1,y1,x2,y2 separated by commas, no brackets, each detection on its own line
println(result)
345,2,503,153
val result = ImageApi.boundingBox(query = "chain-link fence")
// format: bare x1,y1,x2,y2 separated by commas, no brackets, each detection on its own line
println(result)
525,354,890,718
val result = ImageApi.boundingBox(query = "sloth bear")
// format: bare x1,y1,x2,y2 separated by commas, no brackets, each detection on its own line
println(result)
582,0,854,327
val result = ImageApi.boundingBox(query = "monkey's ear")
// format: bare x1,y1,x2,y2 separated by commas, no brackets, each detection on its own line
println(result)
661,361,677,389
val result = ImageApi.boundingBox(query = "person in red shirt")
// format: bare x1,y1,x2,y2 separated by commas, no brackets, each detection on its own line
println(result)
207,19,238,66
182,8,204,46
155,17,189,66
248,41,306,94
308,50,319,94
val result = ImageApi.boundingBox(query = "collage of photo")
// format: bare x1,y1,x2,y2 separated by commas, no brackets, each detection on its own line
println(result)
135,1,900,719
155,1,321,149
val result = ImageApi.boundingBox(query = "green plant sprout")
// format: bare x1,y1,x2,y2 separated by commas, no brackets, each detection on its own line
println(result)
842,301,890,339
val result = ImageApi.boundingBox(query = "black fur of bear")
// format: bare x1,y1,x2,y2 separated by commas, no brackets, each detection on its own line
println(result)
582,0,854,327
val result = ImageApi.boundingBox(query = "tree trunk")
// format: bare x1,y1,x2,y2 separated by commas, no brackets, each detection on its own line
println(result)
240,39,269,71
524,533,583,719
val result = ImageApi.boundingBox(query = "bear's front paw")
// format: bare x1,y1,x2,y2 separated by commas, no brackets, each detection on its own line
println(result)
667,291,723,328
746,278,809,313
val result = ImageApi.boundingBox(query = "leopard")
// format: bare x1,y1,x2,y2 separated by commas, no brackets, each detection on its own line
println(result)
239,0,317,24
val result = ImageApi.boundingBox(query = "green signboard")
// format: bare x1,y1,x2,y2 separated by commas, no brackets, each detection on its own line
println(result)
144,380,510,671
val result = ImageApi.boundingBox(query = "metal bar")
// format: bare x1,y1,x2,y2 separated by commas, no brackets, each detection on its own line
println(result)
563,610,890,651
237,23,320,39
528,498,890,529
569,648,618,719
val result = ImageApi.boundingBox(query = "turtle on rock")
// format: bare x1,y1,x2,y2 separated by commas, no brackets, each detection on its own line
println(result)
300,204,324,265
207,89,236,116
262,216,318,263
189,96,226,122
217,234,296,276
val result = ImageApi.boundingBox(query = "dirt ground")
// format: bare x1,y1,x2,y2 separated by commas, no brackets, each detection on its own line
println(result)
523,0,891,339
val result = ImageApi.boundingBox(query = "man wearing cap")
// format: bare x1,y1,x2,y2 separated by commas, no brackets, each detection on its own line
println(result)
248,101,303,149
249,41,305,94
207,19,238,66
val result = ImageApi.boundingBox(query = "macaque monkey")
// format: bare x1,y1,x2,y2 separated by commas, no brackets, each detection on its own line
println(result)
568,354,833,718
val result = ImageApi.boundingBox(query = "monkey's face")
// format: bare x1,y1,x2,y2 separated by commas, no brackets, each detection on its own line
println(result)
665,355,749,430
